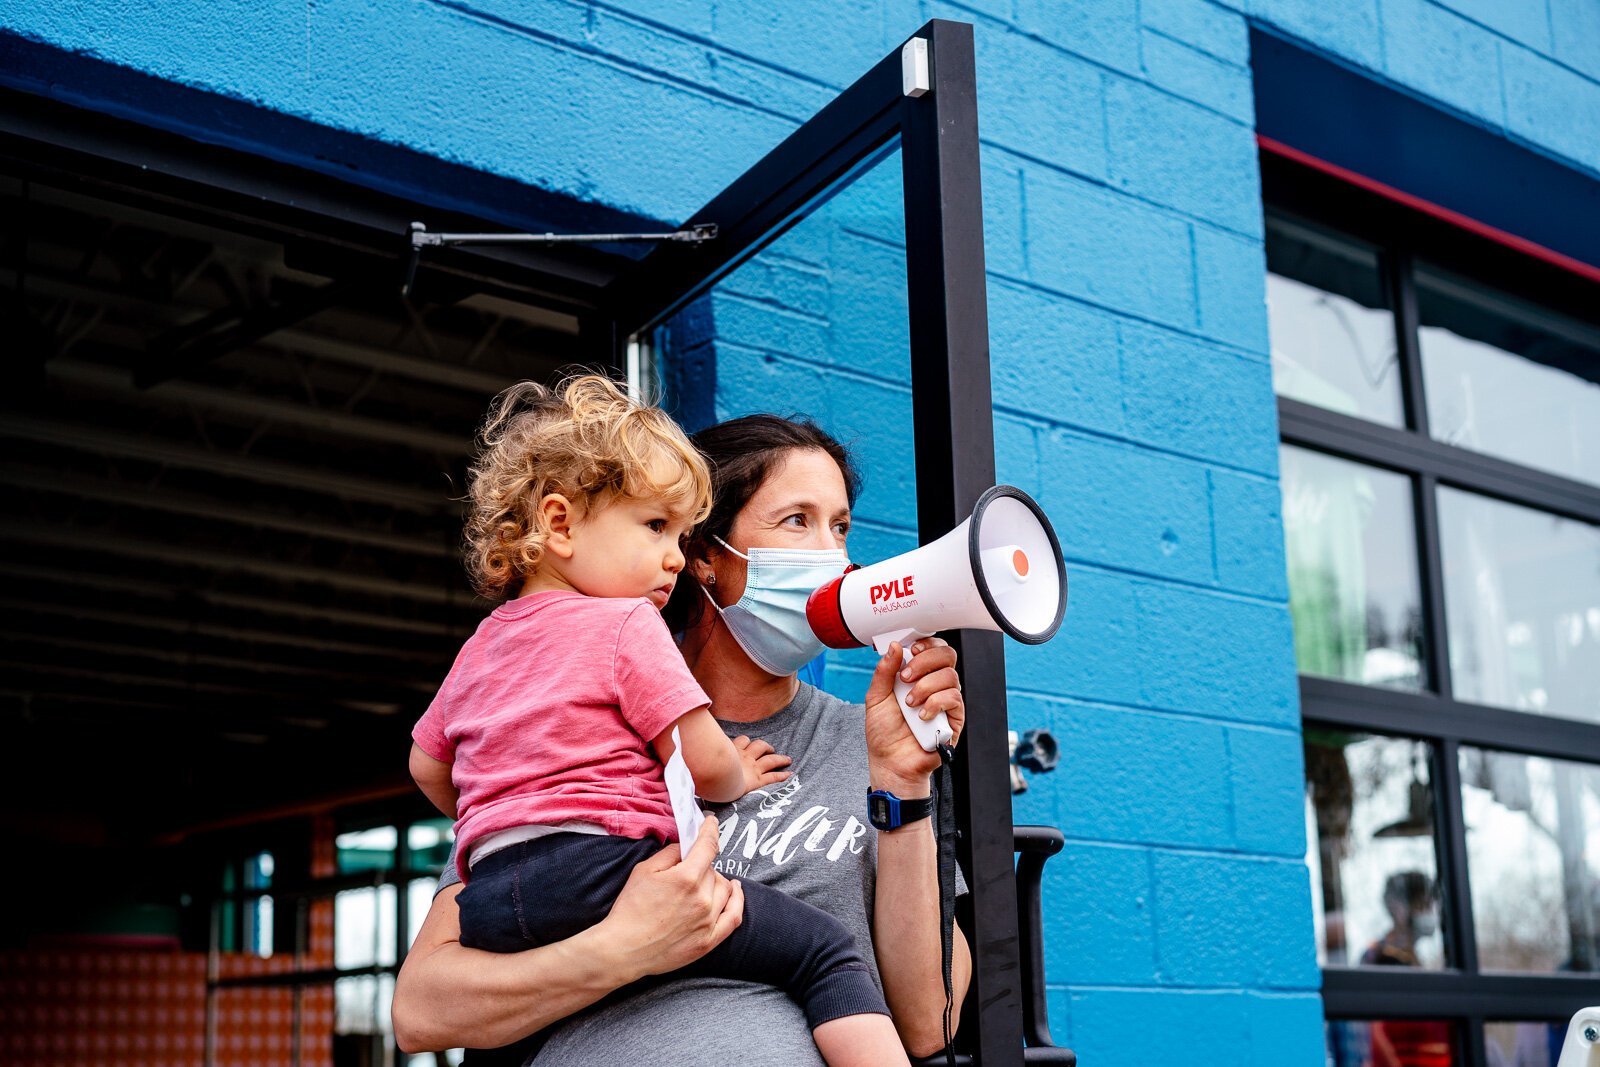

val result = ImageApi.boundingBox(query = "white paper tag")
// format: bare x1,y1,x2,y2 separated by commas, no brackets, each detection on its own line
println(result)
664,726,707,847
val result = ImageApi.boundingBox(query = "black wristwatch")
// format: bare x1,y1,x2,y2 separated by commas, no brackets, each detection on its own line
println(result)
867,788,933,831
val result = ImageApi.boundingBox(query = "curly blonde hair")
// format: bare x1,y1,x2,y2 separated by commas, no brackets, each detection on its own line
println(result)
464,373,712,598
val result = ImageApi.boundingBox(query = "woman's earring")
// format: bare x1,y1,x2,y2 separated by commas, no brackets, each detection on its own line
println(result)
706,574,716,585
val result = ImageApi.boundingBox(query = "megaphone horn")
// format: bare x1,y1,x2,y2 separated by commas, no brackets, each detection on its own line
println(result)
807,485,1067,751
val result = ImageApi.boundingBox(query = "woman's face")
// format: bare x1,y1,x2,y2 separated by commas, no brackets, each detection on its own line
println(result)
706,447,851,603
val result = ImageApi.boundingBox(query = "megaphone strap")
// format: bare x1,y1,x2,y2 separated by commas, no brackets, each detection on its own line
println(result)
933,749,958,1067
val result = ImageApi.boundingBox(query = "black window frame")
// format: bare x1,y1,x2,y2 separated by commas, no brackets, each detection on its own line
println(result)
1264,148,1600,1061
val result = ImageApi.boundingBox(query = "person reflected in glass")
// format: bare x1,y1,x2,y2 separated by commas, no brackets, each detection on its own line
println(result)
1362,872,1451,1067
1361,871,1438,968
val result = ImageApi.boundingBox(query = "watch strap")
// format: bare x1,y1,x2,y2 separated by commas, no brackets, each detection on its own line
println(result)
867,788,933,830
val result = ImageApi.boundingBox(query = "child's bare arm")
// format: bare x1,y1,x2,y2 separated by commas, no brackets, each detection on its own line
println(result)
652,708,791,803
409,743,460,818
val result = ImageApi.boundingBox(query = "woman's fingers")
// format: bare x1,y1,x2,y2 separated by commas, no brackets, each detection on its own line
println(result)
709,878,745,947
862,641,905,709
902,638,957,681
903,666,961,707
636,840,684,873
678,816,721,878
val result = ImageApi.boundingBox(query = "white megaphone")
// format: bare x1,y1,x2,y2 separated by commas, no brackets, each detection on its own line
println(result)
807,485,1067,752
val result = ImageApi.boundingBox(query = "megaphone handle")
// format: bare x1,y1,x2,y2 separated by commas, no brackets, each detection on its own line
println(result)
873,630,954,754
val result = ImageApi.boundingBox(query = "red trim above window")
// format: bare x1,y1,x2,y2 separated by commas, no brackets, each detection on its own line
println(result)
1257,135,1600,287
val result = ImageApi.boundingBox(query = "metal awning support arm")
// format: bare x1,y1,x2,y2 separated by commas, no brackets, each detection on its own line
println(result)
402,221,717,296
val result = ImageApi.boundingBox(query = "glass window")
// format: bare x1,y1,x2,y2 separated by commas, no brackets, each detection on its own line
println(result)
217,849,275,958
1266,217,1403,426
1484,1021,1563,1067
1281,446,1425,688
1437,488,1600,722
337,825,398,874
1326,1019,1459,1066
335,883,399,970
1418,267,1600,487
1305,732,1447,969
1460,748,1600,974
407,818,454,871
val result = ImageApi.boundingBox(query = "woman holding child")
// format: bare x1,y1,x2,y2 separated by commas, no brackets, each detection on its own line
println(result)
392,376,972,1065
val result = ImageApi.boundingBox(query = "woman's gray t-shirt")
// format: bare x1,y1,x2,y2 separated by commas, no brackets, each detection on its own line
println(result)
438,683,904,1066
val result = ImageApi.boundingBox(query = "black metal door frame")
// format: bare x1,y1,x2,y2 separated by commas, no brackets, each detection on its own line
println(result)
605,20,1023,1064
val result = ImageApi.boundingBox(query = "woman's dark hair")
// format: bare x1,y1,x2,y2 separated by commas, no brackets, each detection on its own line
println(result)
662,414,861,632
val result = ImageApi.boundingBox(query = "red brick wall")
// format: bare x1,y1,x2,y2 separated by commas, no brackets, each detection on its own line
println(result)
0,816,341,1067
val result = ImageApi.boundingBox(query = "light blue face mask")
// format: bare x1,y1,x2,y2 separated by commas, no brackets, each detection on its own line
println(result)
701,536,850,677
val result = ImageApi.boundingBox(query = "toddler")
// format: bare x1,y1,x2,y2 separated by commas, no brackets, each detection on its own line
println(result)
409,374,908,1067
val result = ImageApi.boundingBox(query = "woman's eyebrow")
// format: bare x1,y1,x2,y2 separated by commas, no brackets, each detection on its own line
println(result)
763,498,820,516
763,499,851,519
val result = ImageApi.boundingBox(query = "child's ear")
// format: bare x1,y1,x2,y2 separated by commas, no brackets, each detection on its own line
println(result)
539,494,577,559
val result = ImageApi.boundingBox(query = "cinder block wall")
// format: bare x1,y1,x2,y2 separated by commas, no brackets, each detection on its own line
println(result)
4,1,1596,1063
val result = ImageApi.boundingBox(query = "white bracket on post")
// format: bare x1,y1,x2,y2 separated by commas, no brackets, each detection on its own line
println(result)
902,37,930,97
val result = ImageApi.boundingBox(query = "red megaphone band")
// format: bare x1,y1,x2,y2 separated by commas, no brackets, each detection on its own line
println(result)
805,565,862,649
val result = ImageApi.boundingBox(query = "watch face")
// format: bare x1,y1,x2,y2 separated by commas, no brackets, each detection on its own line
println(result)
869,795,891,827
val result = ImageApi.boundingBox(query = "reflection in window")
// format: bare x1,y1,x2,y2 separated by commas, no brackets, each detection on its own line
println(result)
1418,267,1600,487
1305,732,1446,969
1461,748,1600,974
1485,1020,1562,1067
1266,216,1402,426
1281,446,1425,689
1326,1018,1458,1067
1438,488,1600,723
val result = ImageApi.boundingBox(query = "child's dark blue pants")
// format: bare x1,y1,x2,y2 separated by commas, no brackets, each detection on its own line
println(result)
457,832,888,1057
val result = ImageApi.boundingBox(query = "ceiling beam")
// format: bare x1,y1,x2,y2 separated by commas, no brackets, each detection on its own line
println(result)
0,596,446,662
0,659,418,714
136,278,361,388
2,465,458,559
0,521,481,607
50,357,471,456
0,685,405,739
0,413,454,513
0,561,473,637
0,630,437,694
4,266,530,394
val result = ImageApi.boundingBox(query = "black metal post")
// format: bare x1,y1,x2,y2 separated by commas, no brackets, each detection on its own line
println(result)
901,21,1024,1066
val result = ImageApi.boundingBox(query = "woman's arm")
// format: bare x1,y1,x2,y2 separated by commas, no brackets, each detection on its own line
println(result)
392,817,744,1053
862,640,975,1058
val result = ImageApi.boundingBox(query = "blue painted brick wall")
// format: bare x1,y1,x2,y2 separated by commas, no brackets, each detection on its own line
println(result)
6,0,1596,1061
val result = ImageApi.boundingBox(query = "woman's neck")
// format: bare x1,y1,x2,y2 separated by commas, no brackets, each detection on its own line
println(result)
679,614,798,723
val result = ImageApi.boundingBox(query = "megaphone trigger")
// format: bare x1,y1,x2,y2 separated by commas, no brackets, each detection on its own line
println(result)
873,628,955,752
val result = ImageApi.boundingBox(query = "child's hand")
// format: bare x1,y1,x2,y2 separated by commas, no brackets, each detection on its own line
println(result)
731,735,791,797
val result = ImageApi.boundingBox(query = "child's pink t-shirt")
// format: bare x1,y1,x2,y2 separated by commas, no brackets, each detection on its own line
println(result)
411,590,709,867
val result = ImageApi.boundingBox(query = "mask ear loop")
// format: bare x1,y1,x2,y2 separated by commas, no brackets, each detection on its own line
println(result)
711,534,751,562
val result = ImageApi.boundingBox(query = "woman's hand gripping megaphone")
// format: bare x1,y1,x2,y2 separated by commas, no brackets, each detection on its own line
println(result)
864,637,964,772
